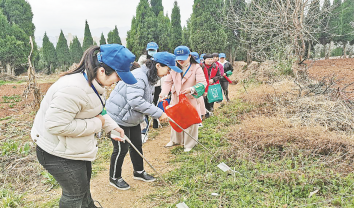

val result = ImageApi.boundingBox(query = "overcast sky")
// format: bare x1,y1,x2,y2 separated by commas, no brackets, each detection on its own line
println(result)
26,0,193,46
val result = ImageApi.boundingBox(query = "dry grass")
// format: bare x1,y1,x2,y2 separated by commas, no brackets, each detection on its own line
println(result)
226,115,354,174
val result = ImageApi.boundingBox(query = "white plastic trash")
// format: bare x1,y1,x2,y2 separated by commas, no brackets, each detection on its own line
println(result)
217,162,231,172
176,202,189,208
211,193,219,196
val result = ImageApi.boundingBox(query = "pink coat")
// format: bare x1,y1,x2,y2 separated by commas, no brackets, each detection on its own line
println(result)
161,63,207,116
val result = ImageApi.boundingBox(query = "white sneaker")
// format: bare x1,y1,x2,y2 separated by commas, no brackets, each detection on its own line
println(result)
141,134,148,143
184,148,192,152
198,123,203,128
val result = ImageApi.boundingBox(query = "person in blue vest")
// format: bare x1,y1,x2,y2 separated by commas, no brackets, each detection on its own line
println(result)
105,52,182,190
32,44,136,207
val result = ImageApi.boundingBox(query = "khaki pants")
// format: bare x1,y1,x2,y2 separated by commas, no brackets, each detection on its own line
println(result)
170,124,198,149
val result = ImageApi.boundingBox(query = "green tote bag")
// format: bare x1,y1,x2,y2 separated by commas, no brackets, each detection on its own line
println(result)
207,84,223,103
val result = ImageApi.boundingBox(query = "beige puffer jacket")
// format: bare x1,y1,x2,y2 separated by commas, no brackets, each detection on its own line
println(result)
31,72,118,161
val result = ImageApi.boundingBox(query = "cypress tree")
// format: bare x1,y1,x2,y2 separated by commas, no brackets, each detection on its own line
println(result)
170,1,182,49
82,20,93,51
70,36,83,64
56,30,71,69
151,0,163,16
107,26,122,44
156,11,171,51
126,17,137,50
319,0,332,59
182,18,191,47
0,0,37,72
305,0,321,59
126,0,156,56
100,33,106,45
190,0,227,53
330,0,343,44
42,32,57,74
340,0,354,57
224,0,246,62
0,11,26,75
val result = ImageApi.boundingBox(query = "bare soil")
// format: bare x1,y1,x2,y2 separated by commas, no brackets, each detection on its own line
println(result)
306,58,354,100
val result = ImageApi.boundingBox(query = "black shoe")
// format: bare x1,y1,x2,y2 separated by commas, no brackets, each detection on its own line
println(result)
133,171,156,182
109,177,130,190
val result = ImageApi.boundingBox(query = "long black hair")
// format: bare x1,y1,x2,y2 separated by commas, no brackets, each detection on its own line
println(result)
145,59,166,85
60,46,116,86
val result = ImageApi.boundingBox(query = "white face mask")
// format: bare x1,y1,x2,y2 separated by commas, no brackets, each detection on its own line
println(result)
148,50,157,57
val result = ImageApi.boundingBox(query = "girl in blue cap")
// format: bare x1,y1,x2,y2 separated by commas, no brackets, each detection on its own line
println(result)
160,46,207,152
105,52,181,190
32,44,136,207
138,42,161,134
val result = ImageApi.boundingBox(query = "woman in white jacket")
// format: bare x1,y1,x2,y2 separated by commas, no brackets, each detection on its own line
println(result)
32,44,136,208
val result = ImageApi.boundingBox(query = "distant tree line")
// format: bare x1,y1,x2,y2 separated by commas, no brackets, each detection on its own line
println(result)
0,0,354,76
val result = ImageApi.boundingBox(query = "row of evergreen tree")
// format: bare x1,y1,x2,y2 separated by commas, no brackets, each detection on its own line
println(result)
0,0,354,76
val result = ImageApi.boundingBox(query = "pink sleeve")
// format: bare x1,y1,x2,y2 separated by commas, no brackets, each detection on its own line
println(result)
195,65,207,87
160,73,173,96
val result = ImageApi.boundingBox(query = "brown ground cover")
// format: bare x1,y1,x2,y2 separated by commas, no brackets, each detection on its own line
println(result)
306,58,354,100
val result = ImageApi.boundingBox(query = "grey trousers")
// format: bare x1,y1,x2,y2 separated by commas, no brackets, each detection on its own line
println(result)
36,145,95,208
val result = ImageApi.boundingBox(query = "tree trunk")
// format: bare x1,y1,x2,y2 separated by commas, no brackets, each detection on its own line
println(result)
307,42,312,59
6,63,11,75
325,43,331,60
343,42,347,58
0,61,3,74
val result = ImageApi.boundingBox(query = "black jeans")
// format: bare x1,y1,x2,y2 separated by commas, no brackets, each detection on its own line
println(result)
220,81,229,101
36,145,95,208
110,124,144,179
153,86,161,128
204,96,215,112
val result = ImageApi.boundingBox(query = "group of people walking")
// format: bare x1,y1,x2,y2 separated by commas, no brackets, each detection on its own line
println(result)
31,42,233,207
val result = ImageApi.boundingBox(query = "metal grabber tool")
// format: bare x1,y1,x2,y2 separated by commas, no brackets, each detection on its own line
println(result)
110,131,173,192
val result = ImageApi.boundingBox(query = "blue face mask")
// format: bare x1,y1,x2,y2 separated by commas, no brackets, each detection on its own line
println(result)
148,50,157,57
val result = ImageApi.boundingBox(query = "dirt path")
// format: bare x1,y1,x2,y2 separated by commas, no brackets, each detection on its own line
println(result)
90,128,174,208
89,82,240,208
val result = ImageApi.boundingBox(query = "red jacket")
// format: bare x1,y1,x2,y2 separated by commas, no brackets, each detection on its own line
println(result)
202,63,221,92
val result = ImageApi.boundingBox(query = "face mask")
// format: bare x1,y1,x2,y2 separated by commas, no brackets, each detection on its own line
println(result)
148,50,157,57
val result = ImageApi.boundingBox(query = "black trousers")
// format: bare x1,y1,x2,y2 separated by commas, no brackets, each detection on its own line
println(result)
109,124,144,179
220,81,229,101
153,86,161,128
36,146,95,208
204,96,215,112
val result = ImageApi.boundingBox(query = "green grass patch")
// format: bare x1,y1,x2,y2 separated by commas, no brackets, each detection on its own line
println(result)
0,80,25,86
0,140,31,156
2,95,21,103
0,116,11,121
145,100,354,207
0,189,25,208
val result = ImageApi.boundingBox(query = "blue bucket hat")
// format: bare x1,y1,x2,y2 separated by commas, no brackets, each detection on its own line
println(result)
191,52,200,64
174,46,191,61
146,42,159,50
219,53,226,58
200,54,205,60
98,44,137,85
153,52,182,73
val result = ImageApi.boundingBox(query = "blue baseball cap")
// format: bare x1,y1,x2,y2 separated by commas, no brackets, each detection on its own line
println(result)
191,52,200,64
174,46,191,61
146,42,159,50
153,52,182,73
219,53,226,58
98,44,137,85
